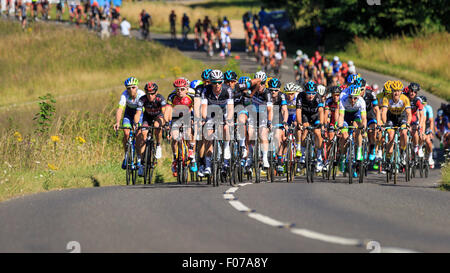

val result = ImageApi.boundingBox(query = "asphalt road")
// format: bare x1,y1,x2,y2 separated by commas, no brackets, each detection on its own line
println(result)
0,29,448,253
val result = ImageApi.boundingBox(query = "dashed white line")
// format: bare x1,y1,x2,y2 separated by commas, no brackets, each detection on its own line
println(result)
223,182,419,253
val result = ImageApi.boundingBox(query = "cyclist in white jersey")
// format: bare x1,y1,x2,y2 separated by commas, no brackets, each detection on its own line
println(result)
113,77,145,169
220,20,232,57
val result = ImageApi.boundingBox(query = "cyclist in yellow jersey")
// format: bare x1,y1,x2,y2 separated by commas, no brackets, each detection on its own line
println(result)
381,80,412,162
374,80,393,160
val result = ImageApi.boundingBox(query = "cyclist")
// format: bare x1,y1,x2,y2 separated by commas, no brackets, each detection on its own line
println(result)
374,80,394,160
405,82,425,160
435,109,450,150
324,86,341,159
194,19,203,50
200,70,234,175
167,78,195,177
359,78,380,162
220,20,232,58
267,78,288,172
337,84,367,175
296,81,325,172
420,96,435,168
194,69,212,177
244,22,256,53
134,82,168,176
381,80,412,165
113,77,145,170
276,82,298,172
272,40,287,76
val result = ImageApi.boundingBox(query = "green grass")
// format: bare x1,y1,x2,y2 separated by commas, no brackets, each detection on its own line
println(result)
439,164,450,191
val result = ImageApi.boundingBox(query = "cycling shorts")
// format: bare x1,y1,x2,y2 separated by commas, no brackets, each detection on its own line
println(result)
302,112,320,126
386,111,407,128
287,114,296,126
142,113,164,127
123,108,143,128
343,111,362,127
367,110,377,126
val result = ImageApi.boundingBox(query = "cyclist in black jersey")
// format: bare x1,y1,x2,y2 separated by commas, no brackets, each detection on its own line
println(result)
359,79,381,161
296,81,325,171
201,70,234,175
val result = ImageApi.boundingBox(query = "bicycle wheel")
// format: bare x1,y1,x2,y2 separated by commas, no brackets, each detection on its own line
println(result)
125,144,133,186
348,142,353,184
213,140,220,187
327,141,335,181
424,160,429,178
393,143,398,185
143,142,154,185
405,143,411,182
286,142,292,182
359,142,366,184
254,140,261,184
305,137,311,183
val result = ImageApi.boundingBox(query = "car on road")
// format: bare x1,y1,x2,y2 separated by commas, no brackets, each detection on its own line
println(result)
260,10,292,32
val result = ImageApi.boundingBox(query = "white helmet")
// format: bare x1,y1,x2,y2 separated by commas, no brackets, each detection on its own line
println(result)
295,84,303,93
323,61,329,68
296,49,303,56
284,82,297,93
317,84,326,96
333,56,339,62
348,65,356,74
210,70,224,81
348,60,354,66
180,77,190,87
254,71,267,83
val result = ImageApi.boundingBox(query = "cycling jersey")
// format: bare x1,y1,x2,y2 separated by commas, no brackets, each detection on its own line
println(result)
339,93,366,114
252,88,273,111
118,89,146,110
272,92,287,115
296,92,324,125
363,90,378,125
285,94,297,125
382,94,411,115
201,85,234,110
325,98,339,125
435,116,449,134
424,104,433,130
167,92,194,109
136,94,167,117
409,96,424,123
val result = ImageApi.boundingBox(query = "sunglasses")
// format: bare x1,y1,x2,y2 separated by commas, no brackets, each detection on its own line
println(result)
306,92,317,95
176,87,187,91
211,81,223,85
146,92,157,95
127,86,137,90
351,96,359,100
269,89,280,92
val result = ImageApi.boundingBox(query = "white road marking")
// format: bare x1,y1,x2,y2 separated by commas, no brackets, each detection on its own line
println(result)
290,228,362,246
223,183,420,253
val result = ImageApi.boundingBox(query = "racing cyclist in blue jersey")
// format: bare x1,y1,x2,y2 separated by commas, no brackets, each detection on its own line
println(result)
194,69,212,176
296,81,325,172
337,84,367,175
420,96,435,168
113,77,146,169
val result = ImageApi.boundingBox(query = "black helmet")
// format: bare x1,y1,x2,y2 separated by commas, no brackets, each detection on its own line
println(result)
408,82,420,93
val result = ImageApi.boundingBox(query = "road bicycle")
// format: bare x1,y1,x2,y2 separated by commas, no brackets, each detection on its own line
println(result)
338,126,365,184
119,126,138,185
323,126,339,181
284,124,297,183
140,125,159,185
382,125,410,184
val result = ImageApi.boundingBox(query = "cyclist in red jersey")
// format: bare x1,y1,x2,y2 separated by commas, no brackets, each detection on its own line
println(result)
406,82,425,157
167,78,195,176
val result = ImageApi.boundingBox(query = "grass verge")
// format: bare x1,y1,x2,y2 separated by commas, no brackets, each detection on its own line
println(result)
439,164,450,191
327,32,450,100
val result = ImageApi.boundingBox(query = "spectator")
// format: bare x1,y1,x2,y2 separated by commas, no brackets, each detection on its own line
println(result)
181,13,190,42
202,15,211,33
140,9,152,40
120,17,131,38
169,10,176,40
99,15,110,40
110,8,120,35
258,6,266,25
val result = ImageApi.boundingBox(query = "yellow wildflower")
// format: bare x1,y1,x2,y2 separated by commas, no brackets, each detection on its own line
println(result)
51,135,60,143
76,136,86,144
160,74,166,79
14,132,23,142
48,163,58,170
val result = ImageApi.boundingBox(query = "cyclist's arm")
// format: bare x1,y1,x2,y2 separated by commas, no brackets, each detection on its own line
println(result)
134,109,142,126
281,104,288,123
115,107,123,130
406,108,412,125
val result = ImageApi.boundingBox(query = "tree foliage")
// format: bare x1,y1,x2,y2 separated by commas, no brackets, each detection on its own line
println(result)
261,0,449,37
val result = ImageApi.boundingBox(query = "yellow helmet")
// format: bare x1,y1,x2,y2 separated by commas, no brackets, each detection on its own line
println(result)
265,77,273,88
383,80,393,94
391,80,404,91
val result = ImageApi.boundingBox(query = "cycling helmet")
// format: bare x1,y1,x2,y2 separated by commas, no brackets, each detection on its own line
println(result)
408,82,420,93
304,81,316,93
124,77,139,87
349,84,361,97
348,60,354,67
238,76,251,85
391,80,404,91
317,84,326,96
438,109,444,117
144,81,158,93
201,69,212,81
254,71,267,83
173,78,188,88
284,82,297,93
180,77,190,87
372,84,379,92
329,86,341,94
323,60,329,68
383,80,393,94
346,74,358,85
224,70,238,81
419,96,427,104
190,80,203,89
296,49,303,56
268,78,282,89
354,77,364,87
209,70,224,82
